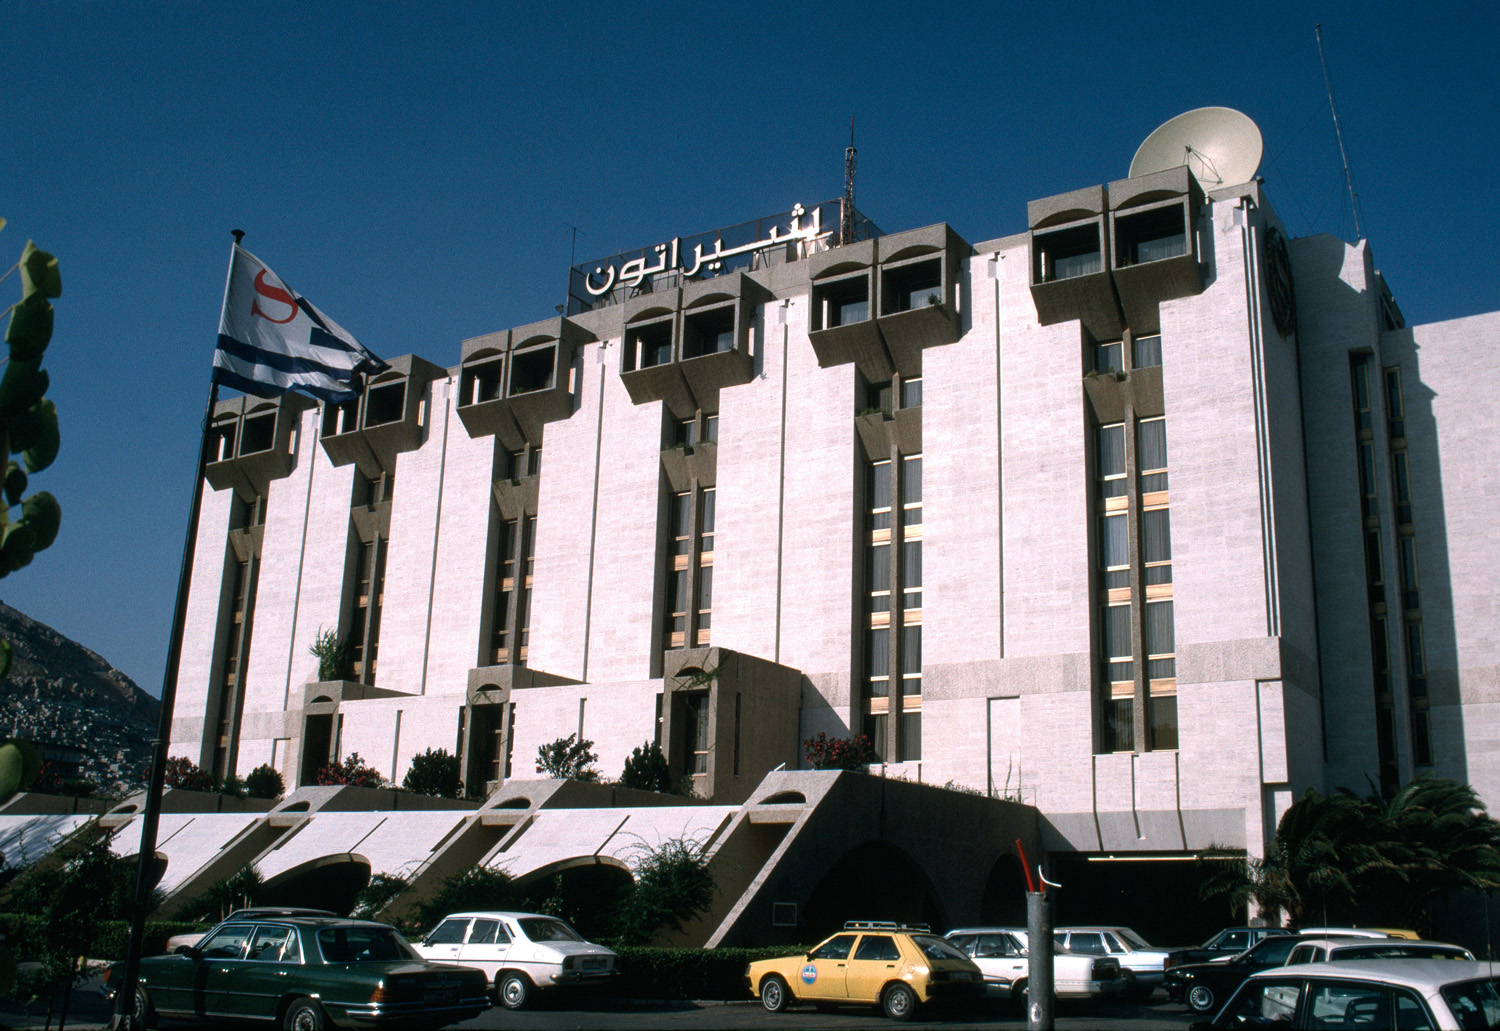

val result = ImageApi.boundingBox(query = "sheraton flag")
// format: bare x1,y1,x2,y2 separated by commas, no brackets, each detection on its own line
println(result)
213,245,388,402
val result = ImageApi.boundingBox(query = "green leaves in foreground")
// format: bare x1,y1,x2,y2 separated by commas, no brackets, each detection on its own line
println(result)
0,238,62,581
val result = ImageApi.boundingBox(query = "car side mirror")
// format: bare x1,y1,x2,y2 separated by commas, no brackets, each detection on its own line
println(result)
176,946,199,959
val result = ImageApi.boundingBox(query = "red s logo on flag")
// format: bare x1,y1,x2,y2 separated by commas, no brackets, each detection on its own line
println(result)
251,270,299,324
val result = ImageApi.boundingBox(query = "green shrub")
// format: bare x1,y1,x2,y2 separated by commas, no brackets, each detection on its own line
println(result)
244,763,284,800
402,748,462,797
536,734,599,780
619,742,671,793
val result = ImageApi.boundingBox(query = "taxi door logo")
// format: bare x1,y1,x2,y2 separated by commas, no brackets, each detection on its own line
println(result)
800,963,818,984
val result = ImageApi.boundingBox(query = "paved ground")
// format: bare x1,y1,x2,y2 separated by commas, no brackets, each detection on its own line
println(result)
0,971,1202,1031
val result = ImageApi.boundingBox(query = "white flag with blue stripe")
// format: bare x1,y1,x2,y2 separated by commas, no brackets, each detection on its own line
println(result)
214,245,387,402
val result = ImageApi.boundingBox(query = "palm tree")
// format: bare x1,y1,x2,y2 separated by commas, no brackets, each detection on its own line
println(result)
1201,788,1389,926
1360,776,1500,934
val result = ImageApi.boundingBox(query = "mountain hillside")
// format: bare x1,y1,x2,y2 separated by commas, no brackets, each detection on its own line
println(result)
0,600,159,792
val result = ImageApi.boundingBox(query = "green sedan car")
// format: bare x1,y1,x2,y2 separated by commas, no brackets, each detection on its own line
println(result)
115,915,490,1030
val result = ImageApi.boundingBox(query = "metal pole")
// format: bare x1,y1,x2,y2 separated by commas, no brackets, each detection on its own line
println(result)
1027,890,1054,1031
108,232,238,1030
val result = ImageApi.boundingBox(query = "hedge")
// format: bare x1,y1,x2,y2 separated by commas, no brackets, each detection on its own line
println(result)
613,946,811,1001
0,914,206,959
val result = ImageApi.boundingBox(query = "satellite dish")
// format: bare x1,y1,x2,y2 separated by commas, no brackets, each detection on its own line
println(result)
1129,107,1263,188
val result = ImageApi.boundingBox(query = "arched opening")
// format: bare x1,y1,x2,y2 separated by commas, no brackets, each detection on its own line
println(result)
512,858,635,942
803,840,946,940
261,853,372,916
760,791,807,805
497,796,531,809
980,853,1029,925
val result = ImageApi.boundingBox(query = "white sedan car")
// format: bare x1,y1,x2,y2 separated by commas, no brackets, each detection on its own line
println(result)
413,910,618,1009
946,927,1128,1003
1195,958,1500,1030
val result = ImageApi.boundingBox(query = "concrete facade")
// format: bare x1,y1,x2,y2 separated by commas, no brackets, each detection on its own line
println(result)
158,144,1499,937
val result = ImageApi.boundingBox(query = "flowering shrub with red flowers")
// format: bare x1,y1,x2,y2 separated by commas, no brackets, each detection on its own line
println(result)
315,752,385,788
164,755,216,792
802,732,878,771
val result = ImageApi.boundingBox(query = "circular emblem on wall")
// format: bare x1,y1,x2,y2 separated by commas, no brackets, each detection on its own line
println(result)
801,963,818,984
1266,225,1296,337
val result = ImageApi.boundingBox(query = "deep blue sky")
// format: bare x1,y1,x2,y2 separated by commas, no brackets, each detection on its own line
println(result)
2,1,1495,696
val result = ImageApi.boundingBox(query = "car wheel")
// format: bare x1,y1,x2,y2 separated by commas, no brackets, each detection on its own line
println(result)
498,971,534,1010
760,974,791,1013
882,982,918,1021
133,986,157,1030
283,998,326,1031
1012,979,1028,1012
1187,984,1216,1013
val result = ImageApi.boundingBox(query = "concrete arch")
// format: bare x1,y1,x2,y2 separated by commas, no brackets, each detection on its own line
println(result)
261,852,371,915
980,853,1029,925
802,838,948,938
506,853,634,890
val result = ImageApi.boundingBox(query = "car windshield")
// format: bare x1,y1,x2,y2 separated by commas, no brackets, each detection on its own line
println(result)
1441,979,1500,1030
316,926,418,963
1336,945,1472,960
1115,928,1151,950
518,917,583,943
912,935,969,962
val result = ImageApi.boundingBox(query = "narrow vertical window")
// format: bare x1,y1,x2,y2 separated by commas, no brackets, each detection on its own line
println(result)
1098,424,1127,497
1137,418,1168,493
518,515,535,665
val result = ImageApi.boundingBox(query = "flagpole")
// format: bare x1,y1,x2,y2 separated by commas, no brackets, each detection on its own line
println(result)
109,231,239,1030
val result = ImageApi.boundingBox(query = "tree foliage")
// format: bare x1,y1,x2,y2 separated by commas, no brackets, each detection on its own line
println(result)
609,837,715,946
402,748,462,797
163,755,216,792
1,823,139,1010
244,763,285,800
803,732,877,771
619,741,672,793
412,867,517,933
1201,775,1500,933
316,752,384,788
308,625,355,682
536,734,599,781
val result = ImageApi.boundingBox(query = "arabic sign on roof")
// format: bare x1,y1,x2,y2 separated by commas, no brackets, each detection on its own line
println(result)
566,201,880,314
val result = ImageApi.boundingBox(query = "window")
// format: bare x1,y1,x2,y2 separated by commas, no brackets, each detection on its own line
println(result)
1095,411,1175,753
662,487,714,650
1384,366,1406,439
1097,424,1127,498
1137,418,1168,493
684,692,709,775
860,453,922,762
900,376,923,408
1132,335,1162,368
1352,354,1397,794
212,554,258,779
1142,507,1172,586
487,517,516,663
346,537,386,683
518,515,535,664
1094,341,1123,374
1099,513,1129,591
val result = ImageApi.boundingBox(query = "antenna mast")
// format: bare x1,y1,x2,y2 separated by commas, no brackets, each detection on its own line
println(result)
840,117,857,245
1316,23,1364,239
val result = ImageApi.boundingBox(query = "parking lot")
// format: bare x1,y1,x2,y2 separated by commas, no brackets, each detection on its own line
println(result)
11,973,1197,1031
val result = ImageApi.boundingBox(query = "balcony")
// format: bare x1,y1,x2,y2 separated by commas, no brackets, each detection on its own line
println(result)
319,355,445,477
205,392,314,499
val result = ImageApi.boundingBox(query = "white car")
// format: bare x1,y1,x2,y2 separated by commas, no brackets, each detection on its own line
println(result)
1053,926,1173,1000
1193,958,1500,1030
413,910,618,1009
946,927,1128,1003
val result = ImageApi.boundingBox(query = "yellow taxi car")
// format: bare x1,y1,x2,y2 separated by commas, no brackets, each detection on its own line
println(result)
745,921,983,1021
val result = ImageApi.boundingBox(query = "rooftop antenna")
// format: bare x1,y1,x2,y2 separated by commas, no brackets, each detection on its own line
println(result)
840,117,857,245
1316,23,1364,239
